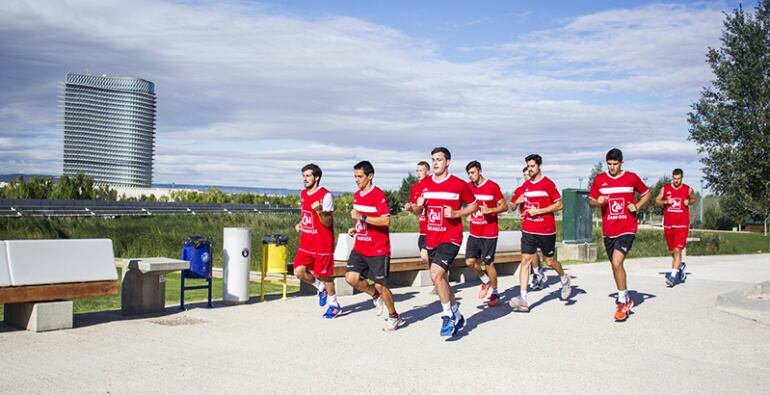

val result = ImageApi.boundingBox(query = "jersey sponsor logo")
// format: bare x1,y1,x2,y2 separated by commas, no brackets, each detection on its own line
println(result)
607,198,628,220
355,219,369,237
427,206,446,231
669,197,683,211
524,201,543,223
301,210,317,234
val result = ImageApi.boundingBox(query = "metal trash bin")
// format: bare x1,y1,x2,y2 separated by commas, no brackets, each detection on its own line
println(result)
260,234,289,302
180,236,213,310
223,227,252,304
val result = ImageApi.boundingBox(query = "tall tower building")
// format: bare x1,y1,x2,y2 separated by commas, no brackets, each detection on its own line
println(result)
62,73,156,187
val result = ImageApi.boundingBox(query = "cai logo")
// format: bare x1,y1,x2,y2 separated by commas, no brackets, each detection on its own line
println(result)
301,210,313,228
201,252,210,263
355,219,368,236
427,206,444,226
670,198,682,210
610,198,625,215
471,209,484,220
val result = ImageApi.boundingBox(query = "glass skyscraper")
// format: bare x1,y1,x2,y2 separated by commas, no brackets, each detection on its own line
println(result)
62,73,156,187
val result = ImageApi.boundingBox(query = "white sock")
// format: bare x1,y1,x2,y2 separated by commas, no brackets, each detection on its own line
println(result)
490,287,497,295
451,304,460,314
520,290,528,301
329,295,338,306
617,289,628,303
480,274,490,284
671,269,678,276
441,302,452,317
312,279,324,291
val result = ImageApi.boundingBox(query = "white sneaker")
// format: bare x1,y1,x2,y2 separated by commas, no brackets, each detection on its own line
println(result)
509,296,529,313
383,316,404,331
560,276,572,300
373,296,384,316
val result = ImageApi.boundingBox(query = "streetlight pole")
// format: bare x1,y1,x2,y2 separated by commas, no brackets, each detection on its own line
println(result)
578,177,584,190
699,179,705,225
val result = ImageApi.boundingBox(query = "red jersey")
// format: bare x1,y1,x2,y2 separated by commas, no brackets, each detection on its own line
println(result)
589,171,649,237
511,176,561,235
420,174,476,249
298,187,334,254
468,178,504,238
352,186,391,257
410,179,427,235
662,183,691,228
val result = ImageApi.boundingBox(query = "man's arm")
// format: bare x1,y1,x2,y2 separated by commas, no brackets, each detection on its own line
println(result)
686,187,697,206
628,191,652,212
526,199,563,216
445,201,478,218
589,196,607,209
482,198,509,215
654,188,667,207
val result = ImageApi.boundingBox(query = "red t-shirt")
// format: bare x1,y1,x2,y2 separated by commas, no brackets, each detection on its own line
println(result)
662,183,691,228
352,186,391,257
511,176,561,235
410,179,427,235
298,187,334,254
589,171,649,237
420,174,476,249
468,179,504,238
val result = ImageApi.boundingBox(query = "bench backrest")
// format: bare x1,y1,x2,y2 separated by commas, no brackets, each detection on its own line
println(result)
333,231,522,262
0,239,118,287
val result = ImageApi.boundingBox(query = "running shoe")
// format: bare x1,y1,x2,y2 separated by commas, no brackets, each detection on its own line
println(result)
478,283,491,299
373,295,384,316
383,316,405,331
679,262,687,283
614,299,634,322
453,313,465,336
440,315,455,337
538,271,548,289
488,293,500,307
322,303,341,319
665,272,678,287
560,276,572,300
318,288,328,307
509,296,530,313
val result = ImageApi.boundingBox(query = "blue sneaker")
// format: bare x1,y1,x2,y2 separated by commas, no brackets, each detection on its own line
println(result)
318,288,328,306
679,262,687,283
665,272,678,287
322,303,341,319
439,315,455,337
452,313,465,336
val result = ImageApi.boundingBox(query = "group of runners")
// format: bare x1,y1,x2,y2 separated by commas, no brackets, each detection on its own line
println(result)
292,147,696,335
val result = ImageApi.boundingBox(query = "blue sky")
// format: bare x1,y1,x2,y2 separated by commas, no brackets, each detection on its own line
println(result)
0,0,743,192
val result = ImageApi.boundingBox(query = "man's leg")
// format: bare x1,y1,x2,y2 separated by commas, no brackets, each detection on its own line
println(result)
293,265,316,285
430,263,455,308
519,254,533,298
345,271,374,296
671,248,682,271
375,283,396,316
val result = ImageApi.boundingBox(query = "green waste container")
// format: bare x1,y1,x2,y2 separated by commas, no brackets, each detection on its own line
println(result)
562,188,592,244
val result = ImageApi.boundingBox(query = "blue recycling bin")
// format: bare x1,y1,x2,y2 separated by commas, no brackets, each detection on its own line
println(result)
180,236,213,310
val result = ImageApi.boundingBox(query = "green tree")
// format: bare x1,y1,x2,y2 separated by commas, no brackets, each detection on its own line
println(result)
688,0,770,231
397,173,418,208
587,162,603,191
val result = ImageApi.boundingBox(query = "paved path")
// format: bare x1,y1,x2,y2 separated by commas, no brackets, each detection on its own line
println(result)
2,254,769,394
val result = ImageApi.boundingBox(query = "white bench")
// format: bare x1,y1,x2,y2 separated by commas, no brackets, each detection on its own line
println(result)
0,239,119,332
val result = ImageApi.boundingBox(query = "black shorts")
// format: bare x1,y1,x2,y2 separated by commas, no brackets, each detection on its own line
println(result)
465,236,497,264
428,243,460,272
603,234,636,258
346,250,390,284
417,234,426,251
521,232,556,257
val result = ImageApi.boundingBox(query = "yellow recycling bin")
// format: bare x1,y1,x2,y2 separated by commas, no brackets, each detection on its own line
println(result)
260,234,289,302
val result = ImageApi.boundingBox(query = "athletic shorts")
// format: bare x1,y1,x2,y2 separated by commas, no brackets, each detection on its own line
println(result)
428,243,460,272
603,234,636,259
294,249,334,278
465,236,497,264
417,234,426,251
664,227,688,251
346,250,390,284
521,232,556,257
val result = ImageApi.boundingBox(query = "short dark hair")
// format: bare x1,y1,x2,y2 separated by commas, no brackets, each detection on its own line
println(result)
522,166,529,173
606,148,623,162
465,160,481,172
525,154,542,165
431,147,451,160
301,163,322,179
417,161,430,171
354,160,375,176
672,168,683,176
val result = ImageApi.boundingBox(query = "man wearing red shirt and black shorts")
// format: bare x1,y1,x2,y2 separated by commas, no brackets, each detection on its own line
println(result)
509,154,572,313
403,161,431,265
293,163,341,319
589,148,651,322
415,147,478,337
511,165,546,290
655,168,696,287
465,160,507,307
345,161,404,331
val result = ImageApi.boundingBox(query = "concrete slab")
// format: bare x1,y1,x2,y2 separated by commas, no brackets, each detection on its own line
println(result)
0,241,10,287
4,301,73,332
5,239,117,286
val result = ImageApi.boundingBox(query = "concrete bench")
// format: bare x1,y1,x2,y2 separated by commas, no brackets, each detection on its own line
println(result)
0,239,119,332
300,231,522,295
115,257,189,316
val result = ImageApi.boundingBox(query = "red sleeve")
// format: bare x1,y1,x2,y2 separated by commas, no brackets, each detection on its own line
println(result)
410,184,418,204
493,184,504,202
589,176,601,200
460,181,476,204
548,179,561,201
511,186,522,204
375,190,390,216
633,173,649,195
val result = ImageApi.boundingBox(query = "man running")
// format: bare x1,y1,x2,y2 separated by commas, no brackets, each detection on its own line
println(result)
589,148,651,322
345,161,403,331
655,168,696,287
511,165,547,290
509,154,572,312
415,147,478,337
465,161,507,307
403,161,431,264
293,163,341,318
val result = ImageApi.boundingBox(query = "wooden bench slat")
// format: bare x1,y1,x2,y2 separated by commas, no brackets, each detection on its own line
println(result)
0,280,119,304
